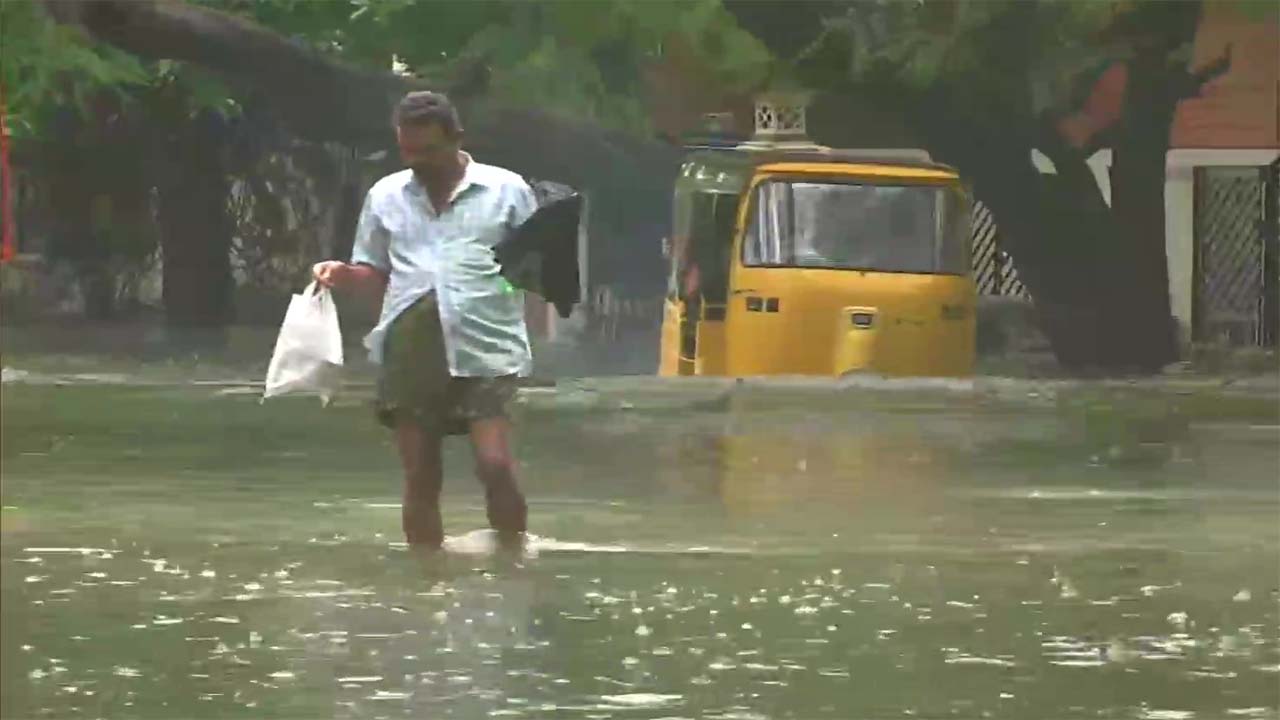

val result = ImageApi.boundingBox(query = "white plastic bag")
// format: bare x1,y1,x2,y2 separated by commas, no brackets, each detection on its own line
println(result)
263,281,344,404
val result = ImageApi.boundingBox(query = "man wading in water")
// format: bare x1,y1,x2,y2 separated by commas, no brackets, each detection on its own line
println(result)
314,91,537,550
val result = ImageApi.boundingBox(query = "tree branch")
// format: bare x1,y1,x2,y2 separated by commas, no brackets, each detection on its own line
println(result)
43,0,405,147
722,0,848,60
1173,44,1232,101
40,0,680,234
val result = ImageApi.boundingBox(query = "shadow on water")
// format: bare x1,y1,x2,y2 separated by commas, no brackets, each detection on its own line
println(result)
2,376,1278,718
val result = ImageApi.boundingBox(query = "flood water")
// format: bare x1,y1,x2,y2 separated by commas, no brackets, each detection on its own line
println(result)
2,375,1278,719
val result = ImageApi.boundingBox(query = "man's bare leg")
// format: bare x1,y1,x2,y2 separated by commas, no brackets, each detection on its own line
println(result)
396,421,445,548
469,416,527,548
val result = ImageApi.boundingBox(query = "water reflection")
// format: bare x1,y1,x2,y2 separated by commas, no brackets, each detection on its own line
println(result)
2,379,1278,718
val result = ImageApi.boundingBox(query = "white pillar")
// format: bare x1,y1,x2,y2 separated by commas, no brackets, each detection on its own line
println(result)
578,193,590,303
1164,164,1197,340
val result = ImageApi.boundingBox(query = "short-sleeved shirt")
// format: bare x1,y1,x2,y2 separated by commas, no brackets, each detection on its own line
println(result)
350,156,538,375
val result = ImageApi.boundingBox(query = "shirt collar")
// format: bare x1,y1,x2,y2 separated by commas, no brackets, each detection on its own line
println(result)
406,151,487,200
454,152,488,195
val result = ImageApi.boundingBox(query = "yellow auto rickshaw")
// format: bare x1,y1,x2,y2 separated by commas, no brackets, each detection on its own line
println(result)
659,139,976,378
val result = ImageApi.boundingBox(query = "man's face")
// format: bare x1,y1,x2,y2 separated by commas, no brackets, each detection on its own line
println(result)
396,122,461,178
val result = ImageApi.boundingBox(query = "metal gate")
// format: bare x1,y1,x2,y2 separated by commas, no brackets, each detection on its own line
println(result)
971,200,1030,298
1194,166,1270,345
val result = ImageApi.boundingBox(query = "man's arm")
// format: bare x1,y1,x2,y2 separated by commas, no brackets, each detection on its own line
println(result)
313,189,390,302
313,261,388,298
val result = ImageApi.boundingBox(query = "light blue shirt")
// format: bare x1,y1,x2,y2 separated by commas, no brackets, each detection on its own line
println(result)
350,156,538,375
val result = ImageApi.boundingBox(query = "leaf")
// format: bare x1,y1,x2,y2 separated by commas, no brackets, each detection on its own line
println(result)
0,0,148,138
178,65,237,117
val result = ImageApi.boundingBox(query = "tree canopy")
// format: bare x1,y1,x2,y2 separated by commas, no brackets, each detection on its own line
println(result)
9,0,1275,368
7,0,773,144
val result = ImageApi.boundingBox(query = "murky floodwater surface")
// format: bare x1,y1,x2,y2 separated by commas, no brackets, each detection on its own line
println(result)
2,377,1278,718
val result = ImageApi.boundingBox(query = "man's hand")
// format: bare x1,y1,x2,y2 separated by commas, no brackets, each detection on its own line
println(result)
313,261,389,301
312,261,350,289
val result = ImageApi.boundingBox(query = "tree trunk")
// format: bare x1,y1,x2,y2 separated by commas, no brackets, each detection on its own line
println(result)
46,170,113,319
1068,1,1203,371
156,111,234,351
43,110,117,320
1108,119,1179,371
331,181,362,262
989,164,1132,371
78,264,117,321
1103,45,1195,371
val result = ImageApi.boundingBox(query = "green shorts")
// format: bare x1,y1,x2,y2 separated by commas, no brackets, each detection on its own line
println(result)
376,293,517,435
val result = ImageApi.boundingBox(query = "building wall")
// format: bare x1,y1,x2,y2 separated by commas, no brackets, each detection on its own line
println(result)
1165,0,1278,345
1170,1,1279,150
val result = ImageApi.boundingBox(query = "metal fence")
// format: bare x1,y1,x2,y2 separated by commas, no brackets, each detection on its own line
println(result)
971,200,1030,299
1194,166,1269,346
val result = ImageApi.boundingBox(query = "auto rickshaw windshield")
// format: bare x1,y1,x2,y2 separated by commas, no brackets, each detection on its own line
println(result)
744,179,970,275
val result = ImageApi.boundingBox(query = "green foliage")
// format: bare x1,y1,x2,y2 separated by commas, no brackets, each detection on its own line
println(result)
7,0,773,143
198,0,772,134
0,0,148,139
802,0,1135,118
0,1,244,147
798,0,1266,125
151,61,241,119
